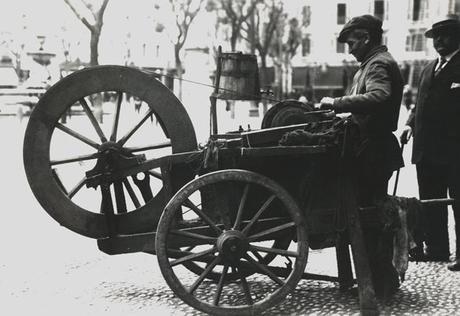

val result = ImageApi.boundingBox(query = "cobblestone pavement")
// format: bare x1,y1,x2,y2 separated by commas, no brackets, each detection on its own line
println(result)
2,246,459,316
2,117,459,316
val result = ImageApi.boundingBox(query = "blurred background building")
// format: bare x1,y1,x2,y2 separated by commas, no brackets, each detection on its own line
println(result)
0,0,459,116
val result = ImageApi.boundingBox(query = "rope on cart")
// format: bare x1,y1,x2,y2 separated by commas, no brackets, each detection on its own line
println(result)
145,70,282,103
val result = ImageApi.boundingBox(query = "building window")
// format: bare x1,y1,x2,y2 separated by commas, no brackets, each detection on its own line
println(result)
411,0,429,22
413,0,421,21
337,3,346,25
337,39,346,53
455,0,460,15
406,30,426,51
302,35,311,56
374,0,385,21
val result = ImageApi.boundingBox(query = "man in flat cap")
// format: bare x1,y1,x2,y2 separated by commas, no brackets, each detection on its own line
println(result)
401,15,460,271
320,14,404,297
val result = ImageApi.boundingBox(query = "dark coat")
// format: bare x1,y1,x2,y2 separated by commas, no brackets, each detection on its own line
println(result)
333,45,404,175
407,51,460,165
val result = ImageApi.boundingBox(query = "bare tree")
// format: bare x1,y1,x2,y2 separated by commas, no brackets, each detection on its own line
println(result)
269,12,303,99
63,0,110,66
241,0,283,89
155,0,204,100
208,0,261,51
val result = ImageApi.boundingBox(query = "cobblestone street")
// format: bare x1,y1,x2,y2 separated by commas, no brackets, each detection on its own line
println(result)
2,116,459,315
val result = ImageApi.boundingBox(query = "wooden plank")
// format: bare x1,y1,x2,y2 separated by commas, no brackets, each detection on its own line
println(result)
340,170,379,315
239,145,329,157
336,233,354,291
242,119,333,147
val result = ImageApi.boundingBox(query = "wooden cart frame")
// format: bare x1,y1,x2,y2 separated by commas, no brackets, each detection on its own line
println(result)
23,63,454,316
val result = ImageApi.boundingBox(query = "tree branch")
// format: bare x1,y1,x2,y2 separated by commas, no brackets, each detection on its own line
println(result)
96,0,110,24
63,0,93,31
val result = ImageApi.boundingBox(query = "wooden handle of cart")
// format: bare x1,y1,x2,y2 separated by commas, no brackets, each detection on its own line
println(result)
420,198,455,206
360,198,455,212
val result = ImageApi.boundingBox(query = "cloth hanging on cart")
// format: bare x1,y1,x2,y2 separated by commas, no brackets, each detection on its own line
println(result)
278,117,351,147
376,196,421,282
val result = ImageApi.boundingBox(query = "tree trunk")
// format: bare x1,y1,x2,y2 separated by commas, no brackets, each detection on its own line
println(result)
175,46,183,101
274,61,283,100
260,54,269,114
90,31,100,66
90,30,103,122
281,52,293,99
230,25,238,51
260,54,268,88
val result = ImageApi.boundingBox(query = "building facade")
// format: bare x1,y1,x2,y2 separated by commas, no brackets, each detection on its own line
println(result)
290,0,460,100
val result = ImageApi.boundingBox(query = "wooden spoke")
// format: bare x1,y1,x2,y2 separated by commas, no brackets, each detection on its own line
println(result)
147,170,162,180
68,177,87,199
184,246,196,252
233,184,249,230
241,195,276,235
56,123,100,149
114,181,127,213
79,97,107,143
50,152,100,166
110,91,123,141
212,264,229,306
237,267,253,305
250,249,264,262
122,179,141,208
184,198,223,235
170,230,217,243
247,222,296,242
244,255,285,286
187,256,222,294
117,108,155,146
125,141,172,153
170,246,217,267
249,245,299,258
52,168,68,195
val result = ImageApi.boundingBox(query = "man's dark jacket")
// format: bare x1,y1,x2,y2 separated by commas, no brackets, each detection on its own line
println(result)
333,45,404,175
407,51,460,165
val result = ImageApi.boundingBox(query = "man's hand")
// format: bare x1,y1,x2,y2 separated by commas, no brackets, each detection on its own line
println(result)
319,97,335,111
400,125,412,144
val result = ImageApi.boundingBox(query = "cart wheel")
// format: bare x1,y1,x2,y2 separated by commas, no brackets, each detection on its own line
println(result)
156,169,308,315
23,66,197,238
181,236,292,281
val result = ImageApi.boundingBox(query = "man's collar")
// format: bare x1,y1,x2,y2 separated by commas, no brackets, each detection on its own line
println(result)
439,48,460,63
359,45,388,68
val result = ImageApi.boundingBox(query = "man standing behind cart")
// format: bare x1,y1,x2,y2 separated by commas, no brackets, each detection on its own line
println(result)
400,15,460,271
320,15,404,297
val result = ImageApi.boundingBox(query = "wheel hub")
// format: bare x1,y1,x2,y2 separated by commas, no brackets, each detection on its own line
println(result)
85,141,146,188
216,230,248,262
98,141,122,155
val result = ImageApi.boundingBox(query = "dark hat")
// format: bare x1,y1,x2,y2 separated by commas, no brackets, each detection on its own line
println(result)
425,14,460,38
338,15,383,43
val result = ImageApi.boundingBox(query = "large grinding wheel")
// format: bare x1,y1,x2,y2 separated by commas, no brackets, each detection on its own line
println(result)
261,99,316,129
155,169,308,315
24,65,197,239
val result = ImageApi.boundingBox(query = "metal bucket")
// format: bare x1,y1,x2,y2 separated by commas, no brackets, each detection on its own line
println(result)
215,52,261,101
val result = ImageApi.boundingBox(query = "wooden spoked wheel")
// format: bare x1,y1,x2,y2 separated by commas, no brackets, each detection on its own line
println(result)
156,169,308,315
23,66,197,238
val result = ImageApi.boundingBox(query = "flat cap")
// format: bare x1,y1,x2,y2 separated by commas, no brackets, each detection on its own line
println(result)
338,14,383,43
425,14,460,38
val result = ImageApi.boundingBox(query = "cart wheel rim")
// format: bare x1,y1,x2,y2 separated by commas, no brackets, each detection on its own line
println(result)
23,65,197,238
156,169,308,315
